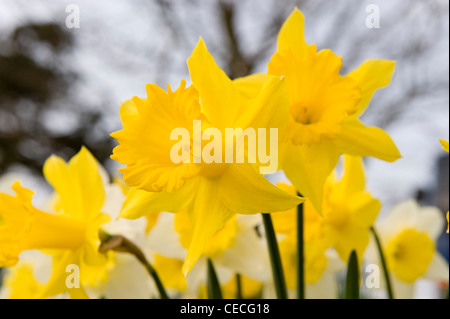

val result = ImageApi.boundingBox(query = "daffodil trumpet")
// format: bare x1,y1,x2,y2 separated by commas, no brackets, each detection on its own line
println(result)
98,230,169,299
170,120,279,174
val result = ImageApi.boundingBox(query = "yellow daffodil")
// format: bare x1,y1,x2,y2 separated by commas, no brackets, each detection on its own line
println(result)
440,139,449,153
366,200,449,298
0,147,111,298
269,202,345,299
268,8,401,212
273,155,380,263
145,211,268,296
2,260,45,299
112,38,303,276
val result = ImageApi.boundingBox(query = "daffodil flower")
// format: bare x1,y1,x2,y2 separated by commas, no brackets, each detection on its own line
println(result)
112,38,302,276
145,211,268,296
269,195,345,299
0,252,50,299
268,8,401,212
273,156,380,263
0,147,111,298
366,200,449,298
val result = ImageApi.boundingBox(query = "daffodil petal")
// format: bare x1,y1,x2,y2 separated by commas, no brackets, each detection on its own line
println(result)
346,59,396,117
440,139,449,153
336,119,401,162
281,141,340,213
187,38,240,128
120,178,198,219
333,155,366,198
43,146,105,219
276,7,307,58
233,73,267,99
39,251,80,298
235,75,289,133
182,178,235,276
214,226,268,281
347,192,381,228
415,206,445,241
219,164,303,214
329,225,369,264
423,252,449,281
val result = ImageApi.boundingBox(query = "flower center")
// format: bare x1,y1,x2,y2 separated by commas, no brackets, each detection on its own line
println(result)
386,229,434,283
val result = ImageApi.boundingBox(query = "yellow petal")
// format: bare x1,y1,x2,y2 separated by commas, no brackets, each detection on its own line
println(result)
235,75,289,139
232,73,267,99
120,178,198,219
333,155,366,198
119,98,139,123
346,59,396,117
187,38,241,128
335,119,401,162
347,192,381,229
39,250,81,298
4,262,44,299
328,224,370,263
219,164,303,214
43,146,105,220
440,139,449,153
276,7,307,58
281,141,340,214
182,178,235,276
111,80,202,193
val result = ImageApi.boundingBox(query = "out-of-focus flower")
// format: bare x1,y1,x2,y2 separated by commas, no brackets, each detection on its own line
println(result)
269,191,346,298
273,156,380,264
366,200,449,298
268,8,401,212
0,170,162,299
145,211,268,297
0,147,111,298
112,39,302,276
440,139,449,153
0,253,49,299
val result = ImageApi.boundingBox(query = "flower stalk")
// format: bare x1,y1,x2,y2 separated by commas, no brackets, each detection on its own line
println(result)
207,258,223,299
370,226,394,299
296,193,305,299
262,213,288,299
345,250,360,299
99,230,169,299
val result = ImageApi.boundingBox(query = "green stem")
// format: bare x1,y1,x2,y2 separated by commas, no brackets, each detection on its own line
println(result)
99,230,169,299
207,258,223,299
236,273,243,299
345,250,360,299
262,213,288,299
370,226,394,299
296,194,305,299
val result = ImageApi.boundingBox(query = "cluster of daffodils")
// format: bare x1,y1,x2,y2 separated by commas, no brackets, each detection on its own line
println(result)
0,8,448,299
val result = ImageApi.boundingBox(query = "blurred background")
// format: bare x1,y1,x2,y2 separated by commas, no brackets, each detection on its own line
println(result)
0,0,449,294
